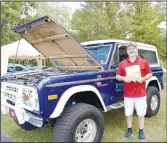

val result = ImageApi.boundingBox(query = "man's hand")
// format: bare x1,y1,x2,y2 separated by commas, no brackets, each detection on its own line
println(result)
123,77,131,83
136,77,145,83
116,75,131,83
136,73,152,83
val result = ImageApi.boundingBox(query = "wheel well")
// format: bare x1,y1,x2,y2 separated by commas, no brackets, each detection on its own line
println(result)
66,91,104,111
147,80,160,90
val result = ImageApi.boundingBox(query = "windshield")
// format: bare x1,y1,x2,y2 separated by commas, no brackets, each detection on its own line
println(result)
85,44,112,64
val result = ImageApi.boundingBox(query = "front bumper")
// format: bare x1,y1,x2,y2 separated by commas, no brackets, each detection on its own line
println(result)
1,82,43,128
1,103,43,128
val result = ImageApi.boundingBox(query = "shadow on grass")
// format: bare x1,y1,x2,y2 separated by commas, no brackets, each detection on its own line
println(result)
1,116,54,142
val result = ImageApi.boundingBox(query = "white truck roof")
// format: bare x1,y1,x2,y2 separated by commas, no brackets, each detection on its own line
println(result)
81,39,156,49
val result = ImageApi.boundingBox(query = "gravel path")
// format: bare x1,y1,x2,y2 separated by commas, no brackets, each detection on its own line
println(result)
1,131,14,142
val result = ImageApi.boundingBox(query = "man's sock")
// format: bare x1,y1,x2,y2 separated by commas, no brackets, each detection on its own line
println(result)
128,127,132,131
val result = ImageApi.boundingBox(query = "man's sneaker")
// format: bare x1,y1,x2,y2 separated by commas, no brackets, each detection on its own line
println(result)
124,128,133,139
139,129,145,141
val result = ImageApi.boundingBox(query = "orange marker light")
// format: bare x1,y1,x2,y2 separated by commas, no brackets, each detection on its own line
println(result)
48,94,58,100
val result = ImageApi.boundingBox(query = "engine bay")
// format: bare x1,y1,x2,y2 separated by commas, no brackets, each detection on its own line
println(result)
1,67,76,86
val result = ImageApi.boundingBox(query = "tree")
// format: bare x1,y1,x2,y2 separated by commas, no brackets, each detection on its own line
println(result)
128,2,166,61
35,2,72,30
104,2,126,39
71,2,119,42
71,2,133,42
71,2,166,61
1,2,37,45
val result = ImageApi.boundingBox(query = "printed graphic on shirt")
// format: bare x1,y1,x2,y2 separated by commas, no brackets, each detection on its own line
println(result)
125,65,141,82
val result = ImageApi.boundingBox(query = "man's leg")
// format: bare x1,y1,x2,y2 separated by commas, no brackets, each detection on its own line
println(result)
124,97,134,139
135,96,147,141
138,116,145,141
138,116,144,129
126,115,133,128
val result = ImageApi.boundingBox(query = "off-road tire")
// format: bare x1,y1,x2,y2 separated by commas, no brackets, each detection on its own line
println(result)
145,86,160,117
53,103,104,142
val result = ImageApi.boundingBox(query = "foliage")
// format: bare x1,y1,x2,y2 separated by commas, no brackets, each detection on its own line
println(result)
1,2,37,45
8,58,37,67
35,2,72,30
2,2,166,61
8,58,54,67
128,2,166,61
71,2,122,42
71,2,166,60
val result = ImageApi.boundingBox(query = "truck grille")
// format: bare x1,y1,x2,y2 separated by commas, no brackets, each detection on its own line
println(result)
4,92,17,102
2,85,18,102
1,82,39,111
6,86,18,93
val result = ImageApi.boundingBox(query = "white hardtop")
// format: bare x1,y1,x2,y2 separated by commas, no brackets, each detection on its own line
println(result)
81,40,157,50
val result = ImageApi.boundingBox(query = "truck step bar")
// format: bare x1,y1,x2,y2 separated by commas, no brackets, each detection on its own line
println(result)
106,101,124,111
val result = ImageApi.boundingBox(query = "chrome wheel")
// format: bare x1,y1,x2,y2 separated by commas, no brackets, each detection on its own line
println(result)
150,94,158,111
75,119,97,142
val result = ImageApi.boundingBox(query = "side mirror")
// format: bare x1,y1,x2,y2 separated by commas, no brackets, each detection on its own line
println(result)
111,64,118,69
7,68,13,72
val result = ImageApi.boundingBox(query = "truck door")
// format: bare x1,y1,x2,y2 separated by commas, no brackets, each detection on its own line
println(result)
108,44,128,104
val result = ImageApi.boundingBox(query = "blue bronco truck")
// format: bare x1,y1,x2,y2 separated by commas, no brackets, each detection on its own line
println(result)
1,16,164,142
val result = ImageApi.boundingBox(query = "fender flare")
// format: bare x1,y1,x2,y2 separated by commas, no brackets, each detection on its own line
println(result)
146,76,161,91
49,85,107,118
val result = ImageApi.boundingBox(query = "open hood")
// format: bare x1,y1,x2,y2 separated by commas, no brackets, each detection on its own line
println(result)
13,16,103,71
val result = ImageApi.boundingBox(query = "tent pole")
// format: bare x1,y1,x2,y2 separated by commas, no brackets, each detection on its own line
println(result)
13,40,20,73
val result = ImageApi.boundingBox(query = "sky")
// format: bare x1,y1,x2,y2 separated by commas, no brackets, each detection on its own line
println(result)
61,2,83,11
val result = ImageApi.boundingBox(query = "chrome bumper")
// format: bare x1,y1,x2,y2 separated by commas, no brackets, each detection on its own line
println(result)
23,110,43,127
1,103,43,128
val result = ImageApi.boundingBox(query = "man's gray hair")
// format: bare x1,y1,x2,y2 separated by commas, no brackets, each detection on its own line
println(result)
126,42,137,48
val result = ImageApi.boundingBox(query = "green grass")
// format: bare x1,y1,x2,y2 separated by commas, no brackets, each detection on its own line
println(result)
1,76,166,142
102,89,166,142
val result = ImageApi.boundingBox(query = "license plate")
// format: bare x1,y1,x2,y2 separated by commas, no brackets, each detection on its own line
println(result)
9,108,16,120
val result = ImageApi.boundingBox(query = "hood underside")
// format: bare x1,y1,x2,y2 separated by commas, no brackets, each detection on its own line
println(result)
13,16,103,71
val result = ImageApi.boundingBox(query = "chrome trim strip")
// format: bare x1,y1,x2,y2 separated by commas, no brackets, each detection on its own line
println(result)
108,42,118,70
97,84,108,87
152,71,163,74
46,70,163,87
103,44,113,64
46,76,116,87
150,64,161,67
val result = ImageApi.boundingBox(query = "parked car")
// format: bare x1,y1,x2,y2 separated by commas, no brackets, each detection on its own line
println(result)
7,63,29,74
1,16,164,142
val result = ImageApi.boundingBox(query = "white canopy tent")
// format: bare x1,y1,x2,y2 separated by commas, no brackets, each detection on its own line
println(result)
1,39,45,76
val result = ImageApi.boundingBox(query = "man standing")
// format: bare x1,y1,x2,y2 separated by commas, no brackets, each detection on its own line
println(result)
116,42,152,141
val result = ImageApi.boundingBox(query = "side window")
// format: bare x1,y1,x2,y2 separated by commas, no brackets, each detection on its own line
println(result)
111,46,118,68
111,44,128,69
119,46,128,62
113,47,118,65
138,49,158,64
15,66,24,72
